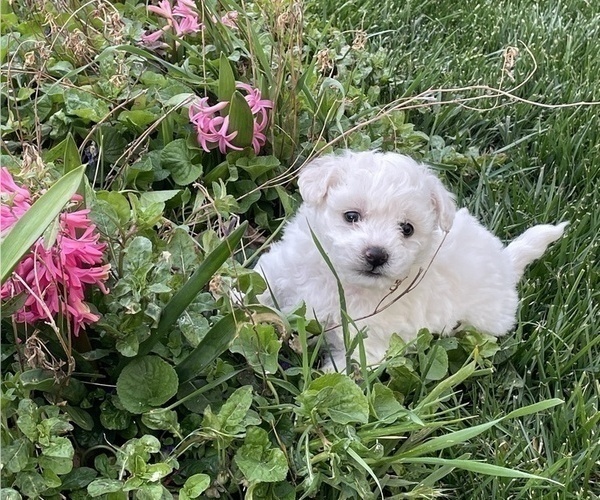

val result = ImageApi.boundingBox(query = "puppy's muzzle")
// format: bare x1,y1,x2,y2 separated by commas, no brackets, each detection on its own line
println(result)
364,246,389,268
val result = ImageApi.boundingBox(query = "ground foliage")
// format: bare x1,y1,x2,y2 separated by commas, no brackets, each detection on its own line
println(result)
1,0,599,498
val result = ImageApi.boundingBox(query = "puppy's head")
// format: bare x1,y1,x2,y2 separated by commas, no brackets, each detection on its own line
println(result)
298,151,456,288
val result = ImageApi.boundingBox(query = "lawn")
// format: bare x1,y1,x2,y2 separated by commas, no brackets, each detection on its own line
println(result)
1,0,598,498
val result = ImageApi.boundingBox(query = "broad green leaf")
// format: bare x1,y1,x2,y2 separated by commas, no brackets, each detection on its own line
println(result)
297,373,369,424
234,427,289,483
65,88,110,122
117,356,179,414
138,221,247,359
38,436,75,474
95,124,129,163
370,383,402,423
118,109,157,130
100,397,132,430
218,53,236,104
87,478,124,497
230,323,281,374
228,90,254,148
19,369,55,391
1,165,84,283
202,385,253,435
139,190,181,207
161,138,202,185
235,155,280,181
60,467,98,490
422,346,448,381
14,471,48,498
96,191,131,225
1,438,31,473
44,133,82,171
16,399,39,441
181,474,211,498
64,405,94,431
142,408,180,435
0,488,22,500
175,311,244,383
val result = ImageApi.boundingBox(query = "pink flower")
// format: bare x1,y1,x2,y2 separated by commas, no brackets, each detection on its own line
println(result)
0,168,110,336
142,0,202,43
147,0,173,18
220,11,238,29
235,82,273,131
1,167,32,232
189,83,273,155
211,116,243,154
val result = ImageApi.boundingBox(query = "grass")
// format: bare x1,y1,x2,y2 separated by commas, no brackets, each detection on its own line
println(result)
306,0,600,497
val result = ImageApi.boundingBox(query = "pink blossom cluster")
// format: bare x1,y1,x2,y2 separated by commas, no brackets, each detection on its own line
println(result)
189,82,273,154
142,0,202,44
1,168,110,336
141,0,239,44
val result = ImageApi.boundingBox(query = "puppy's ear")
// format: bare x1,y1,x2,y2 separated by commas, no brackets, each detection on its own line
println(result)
298,156,342,205
427,173,456,232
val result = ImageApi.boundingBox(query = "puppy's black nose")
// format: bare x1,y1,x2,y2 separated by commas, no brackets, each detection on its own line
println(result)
364,247,388,267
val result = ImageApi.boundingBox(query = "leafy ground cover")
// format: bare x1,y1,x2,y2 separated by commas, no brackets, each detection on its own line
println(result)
1,0,598,498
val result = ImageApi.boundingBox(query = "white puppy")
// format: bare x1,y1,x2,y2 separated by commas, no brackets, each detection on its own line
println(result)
255,151,567,370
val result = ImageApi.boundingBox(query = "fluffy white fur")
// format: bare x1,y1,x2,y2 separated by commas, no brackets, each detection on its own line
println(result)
255,151,567,370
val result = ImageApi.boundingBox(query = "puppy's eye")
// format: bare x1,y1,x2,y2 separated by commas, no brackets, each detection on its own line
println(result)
344,211,361,223
399,222,414,237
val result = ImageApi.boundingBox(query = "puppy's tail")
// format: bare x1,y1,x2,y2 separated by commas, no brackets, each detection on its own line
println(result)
505,221,568,278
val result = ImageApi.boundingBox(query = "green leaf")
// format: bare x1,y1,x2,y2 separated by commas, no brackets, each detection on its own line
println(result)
38,436,75,474
297,373,369,424
235,155,280,181
218,53,236,105
65,88,110,122
230,323,281,374
138,221,247,358
1,166,84,283
139,190,181,207
203,385,253,435
234,427,289,483
422,346,448,381
96,191,131,225
181,474,211,498
175,311,244,384
161,138,202,185
396,457,562,485
141,408,180,435
370,383,402,423
118,109,157,130
0,488,21,500
117,356,179,414
87,478,124,497
60,467,98,490
19,369,55,391
1,438,31,473
228,91,254,148
14,471,48,498
45,133,82,172
64,405,94,431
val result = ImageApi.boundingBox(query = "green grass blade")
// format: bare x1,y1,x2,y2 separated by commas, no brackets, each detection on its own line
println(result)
415,361,476,412
175,310,245,384
1,165,85,284
398,398,563,459
398,457,562,485
136,221,248,356
502,399,564,420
